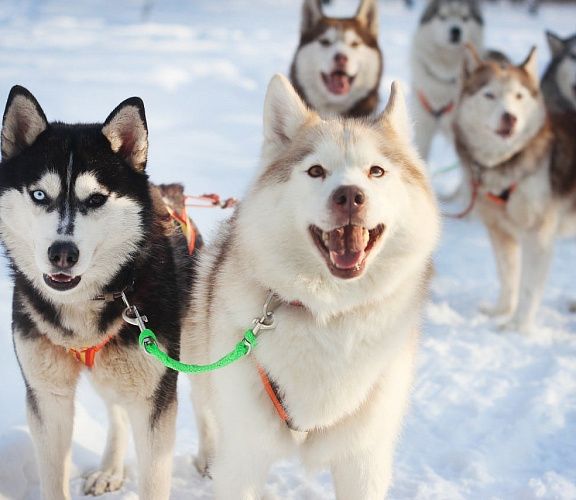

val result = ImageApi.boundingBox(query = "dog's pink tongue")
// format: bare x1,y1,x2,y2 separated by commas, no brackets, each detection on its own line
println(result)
328,226,367,269
326,72,351,95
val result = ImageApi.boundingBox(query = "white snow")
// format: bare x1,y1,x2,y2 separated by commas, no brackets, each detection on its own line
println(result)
0,0,575,498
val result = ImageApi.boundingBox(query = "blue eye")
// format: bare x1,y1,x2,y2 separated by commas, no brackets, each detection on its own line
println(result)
31,190,47,203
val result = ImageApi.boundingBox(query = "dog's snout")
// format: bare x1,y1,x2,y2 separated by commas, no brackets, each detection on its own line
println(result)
48,241,79,270
332,185,366,215
449,26,461,43
502,112,517,127
334,53,348,66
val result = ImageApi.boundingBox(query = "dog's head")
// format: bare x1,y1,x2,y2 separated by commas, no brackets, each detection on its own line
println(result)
546,30,576,110
238,74,439,313
0,86,151,302
454,44,546,167
291,0,382,115
419,0,483,51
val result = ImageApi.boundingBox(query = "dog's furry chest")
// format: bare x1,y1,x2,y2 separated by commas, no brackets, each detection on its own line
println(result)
253,306,416,431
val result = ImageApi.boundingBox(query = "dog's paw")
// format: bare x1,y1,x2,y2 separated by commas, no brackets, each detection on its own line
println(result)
497,318,531,335
194,455,212,479
479,301,512,318
83,469,124,495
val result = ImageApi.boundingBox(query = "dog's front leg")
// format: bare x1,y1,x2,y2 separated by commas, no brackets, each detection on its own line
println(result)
83,401,130,495
481,223,520,318
506,227,556,334
14,334,82,500
128,370,178,500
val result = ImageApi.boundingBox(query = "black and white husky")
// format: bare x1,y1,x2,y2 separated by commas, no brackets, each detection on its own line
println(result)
0,86,198,499
290,0,382,117
541,30,576,113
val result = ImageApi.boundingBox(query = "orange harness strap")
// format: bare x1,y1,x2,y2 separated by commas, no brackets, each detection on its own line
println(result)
486,184,517,204
417,90,455,118
166,205,196,254
69,334,114,368
257,362,291,425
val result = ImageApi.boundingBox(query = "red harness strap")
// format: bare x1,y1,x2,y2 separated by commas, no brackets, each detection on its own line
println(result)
166,205,196,254
417,90,455,118
69,334,114,368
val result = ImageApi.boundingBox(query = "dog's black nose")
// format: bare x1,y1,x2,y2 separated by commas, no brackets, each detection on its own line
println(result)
332,185,366,215
502,112,517,127
449,27,461,43
48,241,79,270
334,53,348,66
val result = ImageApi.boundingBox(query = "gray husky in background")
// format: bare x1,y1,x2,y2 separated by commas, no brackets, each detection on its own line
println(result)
290,0,382,117
541,30,576,113
410,0,484,160
0,86,198,499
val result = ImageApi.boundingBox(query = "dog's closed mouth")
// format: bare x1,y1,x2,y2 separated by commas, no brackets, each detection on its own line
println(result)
43,273,81,291
310,224,384,279
322,71,355,95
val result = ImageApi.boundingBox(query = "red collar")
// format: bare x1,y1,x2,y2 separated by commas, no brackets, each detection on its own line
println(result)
417,90,455,118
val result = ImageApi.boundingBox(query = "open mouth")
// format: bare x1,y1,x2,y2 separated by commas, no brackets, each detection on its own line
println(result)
310,223,385,279
321,71,355,95
43,273,82,292
495,127,514,139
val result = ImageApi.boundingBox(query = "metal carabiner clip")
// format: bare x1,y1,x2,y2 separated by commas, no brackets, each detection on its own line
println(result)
121,292,148,333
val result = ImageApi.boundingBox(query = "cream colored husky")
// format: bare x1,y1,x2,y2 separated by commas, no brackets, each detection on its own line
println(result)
182,73,440,498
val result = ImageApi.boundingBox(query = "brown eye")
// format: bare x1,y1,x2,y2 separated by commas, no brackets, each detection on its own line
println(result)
319,39,330,47
369,166,385,178
307,165,326,178
516,92,523,100
350,40,360,48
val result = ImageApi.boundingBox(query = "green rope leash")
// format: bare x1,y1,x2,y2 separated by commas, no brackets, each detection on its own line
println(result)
432,161,459,178
139,328,257,373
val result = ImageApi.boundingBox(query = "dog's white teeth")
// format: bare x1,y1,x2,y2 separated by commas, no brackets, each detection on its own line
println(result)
322,231,330,246
363,228,370,246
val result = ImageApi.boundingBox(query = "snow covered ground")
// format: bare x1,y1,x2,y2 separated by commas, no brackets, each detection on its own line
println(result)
0,0,575,498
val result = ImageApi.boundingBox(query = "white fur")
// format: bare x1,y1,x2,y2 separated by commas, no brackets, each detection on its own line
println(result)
182,74,440,499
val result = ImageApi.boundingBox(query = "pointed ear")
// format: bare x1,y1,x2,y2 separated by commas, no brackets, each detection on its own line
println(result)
463,42,483,80
380,81,410,139
520,46,538,86
2,85,48,161
300,0,323,34
355,0,379,38
545,31,564,58
263,73,312,148
102,97,148,172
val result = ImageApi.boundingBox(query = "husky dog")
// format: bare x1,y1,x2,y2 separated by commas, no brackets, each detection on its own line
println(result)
541,30,576,113
182,74,440,498
410,0,484,159
453,44,576,333
290,0,382,117
0,86,198,499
